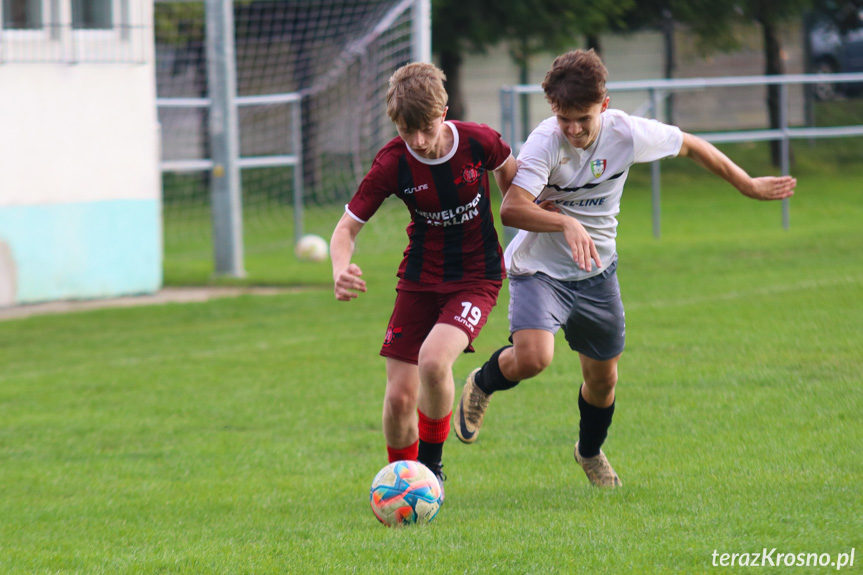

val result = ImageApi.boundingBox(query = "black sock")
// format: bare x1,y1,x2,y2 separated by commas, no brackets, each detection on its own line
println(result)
475,345,520,395
417,440,443,470
577,387,615,458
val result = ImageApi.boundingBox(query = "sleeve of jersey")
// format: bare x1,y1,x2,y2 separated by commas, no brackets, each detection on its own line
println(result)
477,125,513,171
510,132,555,199
630,116,684,164
345,153,396,224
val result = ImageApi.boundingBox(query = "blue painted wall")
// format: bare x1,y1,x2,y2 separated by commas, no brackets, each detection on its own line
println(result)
0,199,162,304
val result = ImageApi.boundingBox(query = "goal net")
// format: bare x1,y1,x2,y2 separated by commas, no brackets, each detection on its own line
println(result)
155,0,423,269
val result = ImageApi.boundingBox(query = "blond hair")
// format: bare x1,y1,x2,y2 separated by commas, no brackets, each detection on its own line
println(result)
386,62,448,130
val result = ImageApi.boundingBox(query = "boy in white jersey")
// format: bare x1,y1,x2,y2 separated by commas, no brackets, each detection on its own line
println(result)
454,49,796,487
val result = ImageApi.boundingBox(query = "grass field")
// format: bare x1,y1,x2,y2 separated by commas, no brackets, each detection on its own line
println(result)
3,152,862,573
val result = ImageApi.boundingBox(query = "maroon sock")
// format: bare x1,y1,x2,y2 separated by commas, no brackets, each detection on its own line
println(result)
386,439,418,463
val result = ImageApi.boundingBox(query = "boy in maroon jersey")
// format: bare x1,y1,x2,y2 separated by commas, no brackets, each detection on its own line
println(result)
331,62,516,500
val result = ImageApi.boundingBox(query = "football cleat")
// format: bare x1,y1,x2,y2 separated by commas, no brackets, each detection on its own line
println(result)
454,368,491,444
574,441,622,488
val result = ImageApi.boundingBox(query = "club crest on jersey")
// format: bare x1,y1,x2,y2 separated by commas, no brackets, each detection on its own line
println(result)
456,161,483,185
590,159,607,178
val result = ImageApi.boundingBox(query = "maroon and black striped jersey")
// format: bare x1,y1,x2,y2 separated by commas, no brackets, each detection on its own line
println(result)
346,121,512,287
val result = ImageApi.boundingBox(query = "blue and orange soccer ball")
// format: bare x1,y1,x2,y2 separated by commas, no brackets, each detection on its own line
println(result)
369,460,442,527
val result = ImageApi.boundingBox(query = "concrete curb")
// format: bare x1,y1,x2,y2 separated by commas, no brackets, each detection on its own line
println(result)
0,286,315,322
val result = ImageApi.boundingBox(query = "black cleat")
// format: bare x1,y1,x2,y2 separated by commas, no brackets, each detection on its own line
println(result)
423,461,446,505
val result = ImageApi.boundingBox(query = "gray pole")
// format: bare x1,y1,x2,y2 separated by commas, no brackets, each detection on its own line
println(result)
501,87,518,245
519,63,531,143
206,0,245,277
412,0,431,63
292,98,305,243
779,83,791,230
650,88,662,239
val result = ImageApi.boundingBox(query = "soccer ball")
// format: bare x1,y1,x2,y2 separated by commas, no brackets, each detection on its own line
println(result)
294,234,328,262
369,460,442,527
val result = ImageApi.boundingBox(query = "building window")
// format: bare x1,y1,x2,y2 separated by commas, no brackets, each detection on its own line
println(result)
1,0,146,63
2,0,43,29
71,0,111,29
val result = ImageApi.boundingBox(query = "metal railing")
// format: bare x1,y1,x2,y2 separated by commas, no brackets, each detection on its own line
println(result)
501,73,863,236
156,96,304,188
157,91,304,277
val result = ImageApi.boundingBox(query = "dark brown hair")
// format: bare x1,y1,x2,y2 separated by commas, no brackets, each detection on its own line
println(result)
542,49,608,111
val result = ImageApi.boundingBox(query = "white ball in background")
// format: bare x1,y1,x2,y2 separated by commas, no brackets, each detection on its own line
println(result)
294,234,329,262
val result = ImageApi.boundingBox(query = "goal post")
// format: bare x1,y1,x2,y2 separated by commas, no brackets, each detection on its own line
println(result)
156,0,431,277
412,0,431,63
206,0,244,277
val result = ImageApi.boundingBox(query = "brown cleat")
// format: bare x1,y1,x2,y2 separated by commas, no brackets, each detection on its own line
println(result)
454,368,491,444
574,441,622,488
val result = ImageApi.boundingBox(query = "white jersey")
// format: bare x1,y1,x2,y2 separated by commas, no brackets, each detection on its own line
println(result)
505,109,683,281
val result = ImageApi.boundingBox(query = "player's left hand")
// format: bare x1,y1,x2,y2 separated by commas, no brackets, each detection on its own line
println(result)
742,176,796,201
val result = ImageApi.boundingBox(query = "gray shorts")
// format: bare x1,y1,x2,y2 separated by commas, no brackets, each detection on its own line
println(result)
508,259,625,361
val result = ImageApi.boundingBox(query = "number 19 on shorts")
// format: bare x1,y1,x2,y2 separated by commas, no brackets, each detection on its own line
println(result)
460,301,482,326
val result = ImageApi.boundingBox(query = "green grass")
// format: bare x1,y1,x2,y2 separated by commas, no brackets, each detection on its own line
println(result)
3,162,862,573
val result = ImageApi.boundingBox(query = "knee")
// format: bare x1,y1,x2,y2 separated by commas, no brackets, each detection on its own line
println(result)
511,346,553,380
417,354,452,389
384,386,416,417
584,368,617,396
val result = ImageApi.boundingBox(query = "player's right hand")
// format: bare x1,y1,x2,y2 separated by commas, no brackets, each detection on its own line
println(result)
538,200,562,213
563,218,602,272
334,263,367,301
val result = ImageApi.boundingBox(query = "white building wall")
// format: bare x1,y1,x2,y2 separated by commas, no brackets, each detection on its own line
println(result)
0,2,160,306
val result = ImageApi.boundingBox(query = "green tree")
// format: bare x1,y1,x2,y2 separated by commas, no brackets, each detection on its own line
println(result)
735,0,814,166
622,0,817,167
617,1,740,124
431,0,633,121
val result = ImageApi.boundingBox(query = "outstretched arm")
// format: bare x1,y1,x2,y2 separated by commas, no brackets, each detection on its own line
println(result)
678,132,796,201
330,212,367,301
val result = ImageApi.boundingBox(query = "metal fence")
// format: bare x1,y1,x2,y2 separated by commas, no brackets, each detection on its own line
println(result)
501,73,863,237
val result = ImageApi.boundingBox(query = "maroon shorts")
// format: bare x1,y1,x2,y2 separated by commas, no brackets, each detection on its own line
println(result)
380,280,502,365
